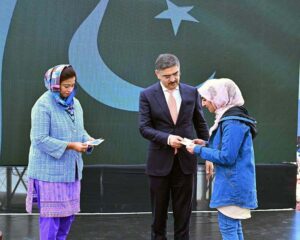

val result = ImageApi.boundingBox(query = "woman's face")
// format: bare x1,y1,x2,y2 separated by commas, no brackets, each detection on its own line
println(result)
60,77,76,98
202,97,216,113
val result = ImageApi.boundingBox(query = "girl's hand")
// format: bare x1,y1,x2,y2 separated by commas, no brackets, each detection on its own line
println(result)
192,139,206,146
205,161,214,181
186,143,196,154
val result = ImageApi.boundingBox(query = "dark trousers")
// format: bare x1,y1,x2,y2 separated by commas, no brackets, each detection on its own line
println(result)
149,156,194,240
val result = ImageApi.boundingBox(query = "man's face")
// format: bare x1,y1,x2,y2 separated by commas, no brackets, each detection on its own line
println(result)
155,65,180,90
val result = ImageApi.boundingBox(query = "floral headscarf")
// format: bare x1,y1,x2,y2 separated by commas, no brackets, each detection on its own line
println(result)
44,64,70,91
44,64,77,122
198,78,245,135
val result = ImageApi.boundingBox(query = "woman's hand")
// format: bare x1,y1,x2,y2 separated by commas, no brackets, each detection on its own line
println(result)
192,139,206,146
186,143,196,154
67,142,88,152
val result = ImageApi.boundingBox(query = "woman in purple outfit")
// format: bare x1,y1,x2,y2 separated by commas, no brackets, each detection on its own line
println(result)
26,64,94,239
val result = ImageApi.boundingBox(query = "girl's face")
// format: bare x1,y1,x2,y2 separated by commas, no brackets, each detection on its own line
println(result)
202,97,216,113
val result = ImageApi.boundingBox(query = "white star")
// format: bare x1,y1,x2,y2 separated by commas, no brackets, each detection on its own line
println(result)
155,0,199,36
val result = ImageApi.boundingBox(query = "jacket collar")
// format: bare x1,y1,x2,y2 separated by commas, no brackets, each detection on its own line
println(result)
220,106,258,139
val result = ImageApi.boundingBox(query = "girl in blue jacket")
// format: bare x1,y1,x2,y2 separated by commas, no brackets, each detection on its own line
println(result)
186,78,257,240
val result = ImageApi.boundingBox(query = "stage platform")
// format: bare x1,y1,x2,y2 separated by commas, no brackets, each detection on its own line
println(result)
0,210,299,240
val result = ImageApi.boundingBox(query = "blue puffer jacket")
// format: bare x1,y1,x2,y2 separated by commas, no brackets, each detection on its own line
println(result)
194,115,258,209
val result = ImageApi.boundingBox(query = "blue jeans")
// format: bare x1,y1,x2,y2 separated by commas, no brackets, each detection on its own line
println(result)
218,211,244,240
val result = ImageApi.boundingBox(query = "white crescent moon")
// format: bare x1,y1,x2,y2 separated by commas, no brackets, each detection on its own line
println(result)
69,0,143,111
69,0,215,112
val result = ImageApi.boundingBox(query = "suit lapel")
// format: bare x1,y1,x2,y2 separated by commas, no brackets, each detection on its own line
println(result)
176,84,187,125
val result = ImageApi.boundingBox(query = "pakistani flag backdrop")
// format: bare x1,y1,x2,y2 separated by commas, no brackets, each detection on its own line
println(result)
0,0,299,166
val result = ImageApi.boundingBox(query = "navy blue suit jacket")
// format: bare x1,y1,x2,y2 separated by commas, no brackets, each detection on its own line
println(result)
139,82,209,176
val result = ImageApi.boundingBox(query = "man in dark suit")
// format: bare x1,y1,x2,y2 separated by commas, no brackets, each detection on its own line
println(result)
139,53,210,240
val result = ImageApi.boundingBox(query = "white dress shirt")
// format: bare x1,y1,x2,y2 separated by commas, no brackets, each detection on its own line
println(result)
160,82,182,113
160,82,182,145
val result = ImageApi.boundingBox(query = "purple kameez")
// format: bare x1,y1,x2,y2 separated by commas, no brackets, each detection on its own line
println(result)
26,178,81,217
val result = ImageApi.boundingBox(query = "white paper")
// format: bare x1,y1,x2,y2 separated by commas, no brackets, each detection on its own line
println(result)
85,138,104,146
181,138,193,146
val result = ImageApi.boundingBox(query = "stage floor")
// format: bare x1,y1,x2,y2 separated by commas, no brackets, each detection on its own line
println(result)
0,210,299,239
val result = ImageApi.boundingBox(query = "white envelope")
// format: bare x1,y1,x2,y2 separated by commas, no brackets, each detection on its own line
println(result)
85,138,104,146
181,138,193,146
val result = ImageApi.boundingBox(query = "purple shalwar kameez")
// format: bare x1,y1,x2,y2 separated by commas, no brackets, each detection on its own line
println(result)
26,178,80,240
26,65,93,240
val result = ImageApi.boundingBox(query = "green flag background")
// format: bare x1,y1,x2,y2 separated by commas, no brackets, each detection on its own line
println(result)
0,0,299,165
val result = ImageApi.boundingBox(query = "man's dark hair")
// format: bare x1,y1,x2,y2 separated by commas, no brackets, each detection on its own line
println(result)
60,66,76,82
155,53,180,70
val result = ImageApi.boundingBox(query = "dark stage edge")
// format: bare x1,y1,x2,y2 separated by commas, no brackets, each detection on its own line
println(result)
0,210,299,240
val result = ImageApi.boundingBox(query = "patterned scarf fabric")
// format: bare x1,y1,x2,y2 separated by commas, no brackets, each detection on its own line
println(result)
198,78,245,135
44,64,77,121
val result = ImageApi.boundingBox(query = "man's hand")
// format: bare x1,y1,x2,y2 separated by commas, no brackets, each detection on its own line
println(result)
169,135,183,148
205,161,214,181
